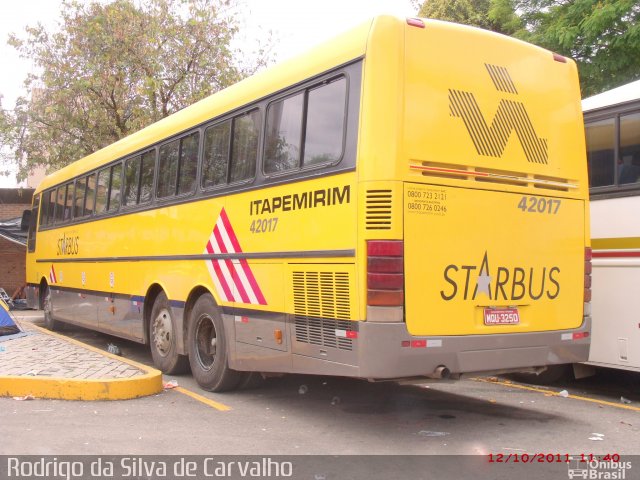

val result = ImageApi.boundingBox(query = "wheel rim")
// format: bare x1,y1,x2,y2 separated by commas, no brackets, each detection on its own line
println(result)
194,314,217,371
152,308,173,357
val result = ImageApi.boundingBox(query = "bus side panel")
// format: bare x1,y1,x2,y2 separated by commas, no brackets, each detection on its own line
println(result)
590,196,640,371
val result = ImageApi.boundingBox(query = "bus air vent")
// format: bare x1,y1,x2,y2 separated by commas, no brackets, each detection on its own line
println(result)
292,271,353,350
366,190,393,230
293,316,355,351
410,161,576,191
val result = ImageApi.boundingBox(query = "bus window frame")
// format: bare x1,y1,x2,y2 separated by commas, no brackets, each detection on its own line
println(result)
586,100,640,200
31,60,361,231
155,129,201,203
261,74,349,180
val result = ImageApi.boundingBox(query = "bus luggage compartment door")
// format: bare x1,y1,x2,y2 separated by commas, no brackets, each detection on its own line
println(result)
403,183,585,337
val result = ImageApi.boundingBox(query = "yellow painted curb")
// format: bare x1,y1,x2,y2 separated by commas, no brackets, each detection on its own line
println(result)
0,322,163,400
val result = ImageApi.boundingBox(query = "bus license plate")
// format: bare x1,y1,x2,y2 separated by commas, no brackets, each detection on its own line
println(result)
484,308,520,325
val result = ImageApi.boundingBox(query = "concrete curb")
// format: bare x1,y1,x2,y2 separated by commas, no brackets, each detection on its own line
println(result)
0,322,163,401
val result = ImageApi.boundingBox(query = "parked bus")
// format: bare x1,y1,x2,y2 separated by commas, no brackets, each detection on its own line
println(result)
25,16,591,391
583,79,640,373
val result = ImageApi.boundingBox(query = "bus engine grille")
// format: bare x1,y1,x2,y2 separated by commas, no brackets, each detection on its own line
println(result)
292,271,354,350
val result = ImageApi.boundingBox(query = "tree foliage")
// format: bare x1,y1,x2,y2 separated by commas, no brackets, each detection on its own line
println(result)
7,0,271,179
417,0,516,35
0,98,16,177
417,0,640,96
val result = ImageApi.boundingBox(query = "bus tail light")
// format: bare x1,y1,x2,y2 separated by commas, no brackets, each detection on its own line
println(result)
584,247,592,309
367,240,404,322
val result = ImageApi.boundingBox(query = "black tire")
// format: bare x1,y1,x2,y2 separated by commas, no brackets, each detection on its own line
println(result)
42,284,63,331
187,294,243,392
149,292,189,374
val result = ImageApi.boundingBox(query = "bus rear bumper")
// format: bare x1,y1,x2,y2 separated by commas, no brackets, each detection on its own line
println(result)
355,317,591,380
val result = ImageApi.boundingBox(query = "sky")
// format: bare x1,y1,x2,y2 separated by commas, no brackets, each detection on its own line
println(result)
0,0,417,188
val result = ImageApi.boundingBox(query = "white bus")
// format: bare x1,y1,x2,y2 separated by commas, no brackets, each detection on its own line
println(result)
583,79,640,373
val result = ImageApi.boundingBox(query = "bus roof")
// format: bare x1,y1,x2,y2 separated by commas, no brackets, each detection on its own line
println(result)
582,79,640,113
36,16,376,193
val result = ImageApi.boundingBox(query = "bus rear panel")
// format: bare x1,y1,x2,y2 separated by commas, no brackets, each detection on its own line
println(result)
354,18,590,379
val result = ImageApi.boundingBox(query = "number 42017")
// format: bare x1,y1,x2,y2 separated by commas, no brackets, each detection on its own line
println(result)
250,217,279,234
518,196,561,214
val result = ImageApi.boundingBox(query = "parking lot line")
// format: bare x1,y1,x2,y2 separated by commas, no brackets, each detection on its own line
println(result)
473,377,640,412
173,386,232,411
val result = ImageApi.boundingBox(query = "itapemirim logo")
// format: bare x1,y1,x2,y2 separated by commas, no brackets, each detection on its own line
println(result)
449,63,549,165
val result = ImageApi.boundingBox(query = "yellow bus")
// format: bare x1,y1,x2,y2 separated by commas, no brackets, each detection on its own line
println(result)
24,16,591,391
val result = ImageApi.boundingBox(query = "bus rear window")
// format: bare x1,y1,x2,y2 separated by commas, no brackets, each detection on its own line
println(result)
263,77,346,175
304,78,346,166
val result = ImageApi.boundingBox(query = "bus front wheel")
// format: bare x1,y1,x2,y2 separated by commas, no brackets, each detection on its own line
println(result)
187,294,243,392
149,292,189,375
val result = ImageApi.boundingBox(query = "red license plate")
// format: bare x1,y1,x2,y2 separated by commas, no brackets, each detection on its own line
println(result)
484,308,520,325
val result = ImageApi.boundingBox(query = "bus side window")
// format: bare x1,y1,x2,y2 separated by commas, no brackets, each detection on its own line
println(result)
303,77,346,166
157,140,179,198
84,173,96,217
264,93,304,173
230,109,259,183
75,177,86,218
55,186,66,224
177,131,199,195
586,118,615,188
202,120,231,189
95,168,109,214
123,155,141,207
63,182,75,221
40,190,51,228
108,163,122,212
619,112,640,185
27,194,40,253
139,150,155,203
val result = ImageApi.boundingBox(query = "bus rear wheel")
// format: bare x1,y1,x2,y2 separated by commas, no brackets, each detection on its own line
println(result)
42,284,62,331
187,294,243,392
149,292,189,374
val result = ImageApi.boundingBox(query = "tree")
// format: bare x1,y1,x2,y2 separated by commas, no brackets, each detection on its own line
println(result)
416,0,640,96
417,0,517,35
515,0,640,96
8,0,271,179
0,97,16,177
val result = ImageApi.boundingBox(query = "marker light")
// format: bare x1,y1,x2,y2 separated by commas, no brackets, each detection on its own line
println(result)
406,18,425,29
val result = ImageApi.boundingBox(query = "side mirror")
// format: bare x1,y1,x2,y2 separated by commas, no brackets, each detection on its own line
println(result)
21,209,31,231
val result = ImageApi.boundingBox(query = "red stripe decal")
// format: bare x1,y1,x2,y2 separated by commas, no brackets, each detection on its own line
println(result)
592,251,640,258
206,240,233,301
213,225,251,304
219,208,267,305
219,208,243,252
